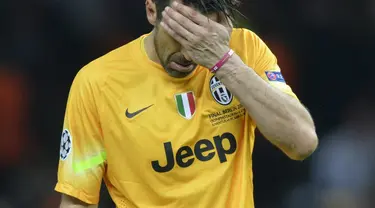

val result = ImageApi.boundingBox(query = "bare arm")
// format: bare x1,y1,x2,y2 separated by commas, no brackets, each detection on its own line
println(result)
157,2,318,160
216,54,318,161
59,194,98,208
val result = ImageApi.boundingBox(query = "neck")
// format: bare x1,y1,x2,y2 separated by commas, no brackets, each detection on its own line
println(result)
144,29,161,64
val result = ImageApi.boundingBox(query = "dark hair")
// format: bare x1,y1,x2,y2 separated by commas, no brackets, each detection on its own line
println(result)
153,0,242,23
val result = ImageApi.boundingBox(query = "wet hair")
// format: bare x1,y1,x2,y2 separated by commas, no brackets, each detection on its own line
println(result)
153,0,242,23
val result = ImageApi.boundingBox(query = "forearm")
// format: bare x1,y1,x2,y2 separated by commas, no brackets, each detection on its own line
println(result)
60,194,98,208
215,54,318,160
60,205,97,208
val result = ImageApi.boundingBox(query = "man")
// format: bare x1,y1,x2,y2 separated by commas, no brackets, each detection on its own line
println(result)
55,0,318,207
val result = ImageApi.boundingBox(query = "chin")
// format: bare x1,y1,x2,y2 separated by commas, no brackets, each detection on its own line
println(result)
166,68,195,78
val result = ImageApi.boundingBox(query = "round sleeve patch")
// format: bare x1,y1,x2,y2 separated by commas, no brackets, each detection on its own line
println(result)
60,129,72,160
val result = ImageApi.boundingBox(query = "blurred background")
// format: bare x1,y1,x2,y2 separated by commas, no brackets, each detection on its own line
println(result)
0,0,374,207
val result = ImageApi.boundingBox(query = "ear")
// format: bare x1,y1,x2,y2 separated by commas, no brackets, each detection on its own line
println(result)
145,0,158,26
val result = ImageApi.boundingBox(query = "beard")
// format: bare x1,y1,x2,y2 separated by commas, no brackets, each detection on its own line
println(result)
154,30,197,78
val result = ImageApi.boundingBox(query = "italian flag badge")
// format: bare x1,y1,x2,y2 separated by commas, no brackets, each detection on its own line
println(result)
175,91,196,120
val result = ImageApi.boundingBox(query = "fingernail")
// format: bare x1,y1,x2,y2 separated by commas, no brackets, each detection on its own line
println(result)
165,6,170,12
172,1,178,7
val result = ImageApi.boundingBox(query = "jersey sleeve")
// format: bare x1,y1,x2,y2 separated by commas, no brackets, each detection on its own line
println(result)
55,68,106,205
245,29,298,99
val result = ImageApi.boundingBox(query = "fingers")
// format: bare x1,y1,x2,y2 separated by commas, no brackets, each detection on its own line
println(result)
162,10,196,43
161,2,231,48
170,1,208,26
167,2,232,36
160,20,189,46
164,6,203,36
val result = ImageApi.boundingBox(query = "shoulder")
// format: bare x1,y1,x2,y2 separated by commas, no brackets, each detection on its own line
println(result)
230,28,270,66
231,28,256,38
230,28,263,46
73,36,145,90
230,28,270,55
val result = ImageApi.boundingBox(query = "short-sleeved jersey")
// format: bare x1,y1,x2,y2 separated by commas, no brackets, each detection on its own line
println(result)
55,28,297,208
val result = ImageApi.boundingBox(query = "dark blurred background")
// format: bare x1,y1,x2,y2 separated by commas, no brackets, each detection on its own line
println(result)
0,0,374,207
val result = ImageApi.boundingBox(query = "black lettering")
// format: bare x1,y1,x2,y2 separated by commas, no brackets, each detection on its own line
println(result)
151,142,175,173
195,139,215,161
213,133,237,163
152,133,237,172
176,146,194,168
223,108,234,114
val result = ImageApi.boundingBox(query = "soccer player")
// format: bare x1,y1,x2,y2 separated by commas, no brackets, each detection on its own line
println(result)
55,0,318,207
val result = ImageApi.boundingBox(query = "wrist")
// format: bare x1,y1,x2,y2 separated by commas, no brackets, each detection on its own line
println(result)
225,53,246,69
210,49,245,72
209,49,234,73
215,53,246,78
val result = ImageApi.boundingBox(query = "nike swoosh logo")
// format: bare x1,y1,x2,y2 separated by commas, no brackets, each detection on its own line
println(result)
125,104,154,119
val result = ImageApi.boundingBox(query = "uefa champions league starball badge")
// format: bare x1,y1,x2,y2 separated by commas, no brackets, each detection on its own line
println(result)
60,129,72,160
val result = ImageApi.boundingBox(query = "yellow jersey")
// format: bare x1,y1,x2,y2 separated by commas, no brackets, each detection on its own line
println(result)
55,28,297,208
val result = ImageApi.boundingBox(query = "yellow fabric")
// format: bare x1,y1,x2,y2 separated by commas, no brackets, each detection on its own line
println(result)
55,28,298,207
73,151,107,173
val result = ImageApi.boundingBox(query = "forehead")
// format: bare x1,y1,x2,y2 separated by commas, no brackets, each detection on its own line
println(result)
171,0,220,22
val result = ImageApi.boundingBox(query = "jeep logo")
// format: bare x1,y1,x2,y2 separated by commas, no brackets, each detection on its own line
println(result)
151,133,237,173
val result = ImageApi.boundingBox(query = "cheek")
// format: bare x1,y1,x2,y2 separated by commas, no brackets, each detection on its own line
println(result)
156,28,181,58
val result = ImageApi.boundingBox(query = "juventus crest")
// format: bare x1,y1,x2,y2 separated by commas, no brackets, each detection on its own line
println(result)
209,76,233,105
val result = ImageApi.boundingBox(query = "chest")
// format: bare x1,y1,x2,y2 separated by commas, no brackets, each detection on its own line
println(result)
100,71,247,175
